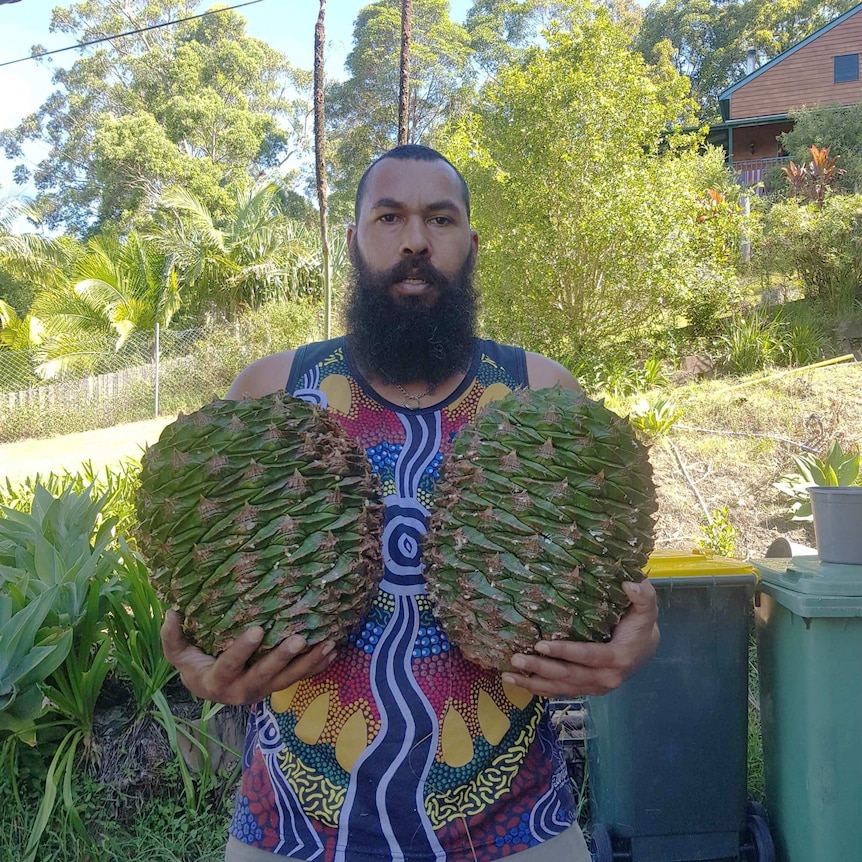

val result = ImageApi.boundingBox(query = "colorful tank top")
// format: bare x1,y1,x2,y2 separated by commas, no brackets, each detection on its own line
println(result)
229,337,576,861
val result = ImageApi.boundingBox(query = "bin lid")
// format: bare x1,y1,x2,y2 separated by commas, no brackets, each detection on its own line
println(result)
646,549,757,578
752,557,862,599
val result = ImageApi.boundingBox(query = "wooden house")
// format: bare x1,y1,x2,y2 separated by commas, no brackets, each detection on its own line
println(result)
713,1,862,188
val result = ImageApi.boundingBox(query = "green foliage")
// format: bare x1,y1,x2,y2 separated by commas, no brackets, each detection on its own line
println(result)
718,311,782,374
446,6,739,367
29,231,180,379
326,0,474,221
153,182,327,321
635,0,862,116
0,460,140,542
781,104,862,194
0,484,125,857
774,440,862,520
0,4,307,235
629,398,684,438
781,322,826,367
760,196,862,309
697,506,739,557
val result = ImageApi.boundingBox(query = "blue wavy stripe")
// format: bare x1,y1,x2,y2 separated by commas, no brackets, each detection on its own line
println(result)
396,412,441,500
336,596,443,862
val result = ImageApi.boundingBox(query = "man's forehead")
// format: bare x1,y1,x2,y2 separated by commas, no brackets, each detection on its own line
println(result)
360,158,466,211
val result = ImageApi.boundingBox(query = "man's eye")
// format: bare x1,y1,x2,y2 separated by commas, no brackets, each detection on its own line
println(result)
379,214,398,223
430,217,451,225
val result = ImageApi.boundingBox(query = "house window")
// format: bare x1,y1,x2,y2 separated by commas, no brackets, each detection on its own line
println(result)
834,53,860,83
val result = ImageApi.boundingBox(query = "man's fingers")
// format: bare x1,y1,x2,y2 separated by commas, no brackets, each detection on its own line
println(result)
623,578,657,611
209,626,266,685
161,610,189,659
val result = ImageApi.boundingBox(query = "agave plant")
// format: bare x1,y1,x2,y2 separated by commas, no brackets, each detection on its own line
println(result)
774,440,862,520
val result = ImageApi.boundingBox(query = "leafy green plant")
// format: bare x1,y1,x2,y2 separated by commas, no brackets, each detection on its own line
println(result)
718,311,782,375
106,545,176,719
0,458,141,543
0,484,126,859
629,398,684,438
697,506,739,557
774,440,862,520
0,590,73,745
781,322,826,367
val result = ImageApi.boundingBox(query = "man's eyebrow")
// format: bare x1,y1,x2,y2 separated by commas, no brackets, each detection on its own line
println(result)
369,197,461,212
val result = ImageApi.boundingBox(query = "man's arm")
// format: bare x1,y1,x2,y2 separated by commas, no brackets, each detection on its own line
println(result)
160,349,339,706
503,351,660,698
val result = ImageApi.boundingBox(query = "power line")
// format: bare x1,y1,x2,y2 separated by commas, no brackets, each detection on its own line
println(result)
0,0,266,70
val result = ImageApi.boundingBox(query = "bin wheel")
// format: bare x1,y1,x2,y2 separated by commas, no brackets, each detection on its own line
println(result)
589,822,614,862
745,812,775,862
746,800,767,820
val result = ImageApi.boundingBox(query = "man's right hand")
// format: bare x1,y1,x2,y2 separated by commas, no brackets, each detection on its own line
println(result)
161,610,337,705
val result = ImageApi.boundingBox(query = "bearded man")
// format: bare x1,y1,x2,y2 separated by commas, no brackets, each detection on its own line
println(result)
162,145,659,862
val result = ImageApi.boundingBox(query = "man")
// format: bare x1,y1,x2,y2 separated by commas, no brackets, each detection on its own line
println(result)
162,145,659,862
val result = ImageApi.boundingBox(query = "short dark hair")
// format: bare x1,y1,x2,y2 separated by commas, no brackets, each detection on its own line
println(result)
354,144,471,221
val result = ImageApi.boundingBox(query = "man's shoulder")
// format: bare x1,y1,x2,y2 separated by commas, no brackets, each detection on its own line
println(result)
524,351,582,392
225,350,297,400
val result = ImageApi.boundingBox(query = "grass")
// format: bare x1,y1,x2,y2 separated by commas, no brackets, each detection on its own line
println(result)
0,772,232,862
0,416,172,485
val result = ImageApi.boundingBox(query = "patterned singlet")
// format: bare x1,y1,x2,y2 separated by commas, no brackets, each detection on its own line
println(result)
228,337,576,862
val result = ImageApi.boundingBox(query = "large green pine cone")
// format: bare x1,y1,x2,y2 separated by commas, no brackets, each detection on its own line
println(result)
136,392,382,656
425,385,657,670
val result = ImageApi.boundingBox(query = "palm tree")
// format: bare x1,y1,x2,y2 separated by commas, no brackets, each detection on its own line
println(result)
31,231,179,378
398,0,413,145
314,0,332,339
155,182,320,321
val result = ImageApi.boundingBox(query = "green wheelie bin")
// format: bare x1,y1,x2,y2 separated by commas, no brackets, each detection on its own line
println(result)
752,557,862,862
586,550,774,862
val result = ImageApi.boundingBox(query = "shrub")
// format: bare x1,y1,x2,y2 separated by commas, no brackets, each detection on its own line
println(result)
761,196,862,309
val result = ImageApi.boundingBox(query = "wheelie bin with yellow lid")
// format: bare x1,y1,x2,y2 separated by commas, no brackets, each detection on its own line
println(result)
586,549,774,862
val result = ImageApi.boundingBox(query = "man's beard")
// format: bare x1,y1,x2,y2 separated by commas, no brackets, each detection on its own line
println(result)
344,247,478,389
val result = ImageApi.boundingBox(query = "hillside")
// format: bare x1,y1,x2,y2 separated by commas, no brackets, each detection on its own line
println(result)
644,359,862,557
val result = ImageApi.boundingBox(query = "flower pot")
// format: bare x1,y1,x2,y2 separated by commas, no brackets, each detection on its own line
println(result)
808,486,862,565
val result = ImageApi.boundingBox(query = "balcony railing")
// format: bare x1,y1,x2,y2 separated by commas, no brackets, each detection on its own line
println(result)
733,157,790,190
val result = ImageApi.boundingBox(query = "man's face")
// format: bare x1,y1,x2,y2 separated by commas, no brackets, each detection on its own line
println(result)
347,157,478,309
344,157,480,387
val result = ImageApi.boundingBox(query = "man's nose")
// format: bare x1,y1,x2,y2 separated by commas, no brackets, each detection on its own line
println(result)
400,217,430,257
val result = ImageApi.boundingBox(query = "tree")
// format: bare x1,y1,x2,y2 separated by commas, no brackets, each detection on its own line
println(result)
780,104,862,194
314,0,332,339
0,2,310,236
153,182,323,322
326,0,474,218
28,230,178,377
634,0,862,117
446,3,741,368
465,0,642,74
398,0,413,145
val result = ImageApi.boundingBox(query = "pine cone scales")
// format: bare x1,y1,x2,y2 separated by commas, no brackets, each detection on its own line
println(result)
425,386,657,670
136,393,382,656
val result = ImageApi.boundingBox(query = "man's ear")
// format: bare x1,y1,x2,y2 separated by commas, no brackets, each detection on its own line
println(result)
346,223,357,248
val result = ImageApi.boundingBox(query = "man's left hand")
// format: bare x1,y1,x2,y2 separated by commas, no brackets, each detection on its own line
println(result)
501,579,659,698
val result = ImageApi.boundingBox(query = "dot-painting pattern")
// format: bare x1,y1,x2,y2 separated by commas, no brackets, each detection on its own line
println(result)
229,337,577,861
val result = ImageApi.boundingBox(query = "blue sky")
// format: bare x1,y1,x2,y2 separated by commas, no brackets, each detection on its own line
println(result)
0,0,648,204
0,0,474,194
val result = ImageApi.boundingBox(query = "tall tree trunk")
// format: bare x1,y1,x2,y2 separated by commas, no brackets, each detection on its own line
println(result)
398,0,413,146
314,0,331,339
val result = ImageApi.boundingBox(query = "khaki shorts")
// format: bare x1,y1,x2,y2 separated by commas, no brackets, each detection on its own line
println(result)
225,823,591,862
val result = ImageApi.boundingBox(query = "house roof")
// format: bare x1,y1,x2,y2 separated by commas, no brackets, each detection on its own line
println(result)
718,0,862,116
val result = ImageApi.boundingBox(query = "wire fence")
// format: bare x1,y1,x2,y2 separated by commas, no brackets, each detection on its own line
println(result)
0,301,326,445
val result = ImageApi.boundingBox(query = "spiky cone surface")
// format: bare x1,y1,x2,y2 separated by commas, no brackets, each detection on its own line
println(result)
425,385,657,670
136,392,382,657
